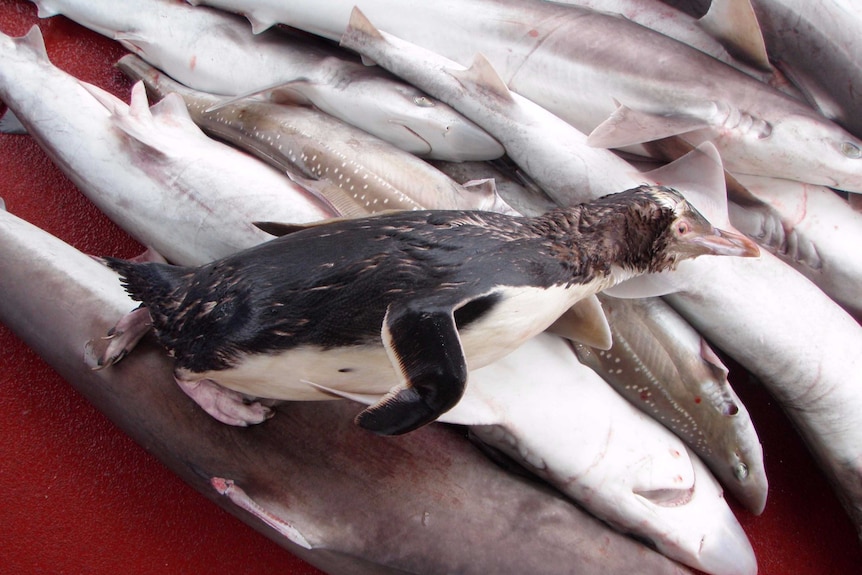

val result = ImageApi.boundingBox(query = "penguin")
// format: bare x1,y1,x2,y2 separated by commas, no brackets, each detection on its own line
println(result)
96,185,759,435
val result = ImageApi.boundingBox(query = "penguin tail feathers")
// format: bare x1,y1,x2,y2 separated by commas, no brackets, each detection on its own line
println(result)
101,256,188,307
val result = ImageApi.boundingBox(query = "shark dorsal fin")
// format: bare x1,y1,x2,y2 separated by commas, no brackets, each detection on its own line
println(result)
347,6,386,42
698,0,772,71
451,54,513,102
643,141,731,228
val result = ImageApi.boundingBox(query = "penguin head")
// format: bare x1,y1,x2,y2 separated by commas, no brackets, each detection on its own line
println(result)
596,185,760,274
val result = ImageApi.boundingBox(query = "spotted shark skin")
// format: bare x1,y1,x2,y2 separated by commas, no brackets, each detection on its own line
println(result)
189,0,862,193
27,0,504,161
116,54,514,218
573,294,767,515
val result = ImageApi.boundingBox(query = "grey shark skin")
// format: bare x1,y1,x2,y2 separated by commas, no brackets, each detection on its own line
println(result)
728,174,862,318
0,207,695,575
675,0,862,139
746,0,862,139
661,241,862,540
27,0,503,161
187,0,862,193
116,55,514,218
0,25,335,265
335,8,862,537
550,0,802,95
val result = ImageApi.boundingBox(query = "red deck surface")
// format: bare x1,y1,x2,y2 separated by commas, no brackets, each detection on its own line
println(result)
0,0,859,573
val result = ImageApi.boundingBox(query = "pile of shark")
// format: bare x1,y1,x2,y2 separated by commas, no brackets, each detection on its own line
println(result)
1,0,861,573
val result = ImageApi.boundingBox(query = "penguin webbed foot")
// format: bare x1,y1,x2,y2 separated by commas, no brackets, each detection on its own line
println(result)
175,375,273,427
93,306,153,369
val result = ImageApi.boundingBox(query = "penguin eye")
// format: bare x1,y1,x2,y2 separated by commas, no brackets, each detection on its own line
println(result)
677,222,689,235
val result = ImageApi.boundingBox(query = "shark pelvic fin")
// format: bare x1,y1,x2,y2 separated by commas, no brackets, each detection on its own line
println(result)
461,178,518,214
546,295,612,350
246,13,279,35
698,0,772,72
588,102,711,149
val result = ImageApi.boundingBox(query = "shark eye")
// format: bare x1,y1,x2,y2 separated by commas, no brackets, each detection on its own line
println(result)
841,141,862,159
413,96,435,108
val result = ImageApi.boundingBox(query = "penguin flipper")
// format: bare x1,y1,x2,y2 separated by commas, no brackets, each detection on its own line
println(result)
356,304,468,435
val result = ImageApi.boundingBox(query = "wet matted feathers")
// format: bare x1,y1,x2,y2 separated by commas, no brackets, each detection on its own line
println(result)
99,185,759,435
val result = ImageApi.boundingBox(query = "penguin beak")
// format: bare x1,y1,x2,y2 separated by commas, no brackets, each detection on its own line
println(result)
689,226,760,258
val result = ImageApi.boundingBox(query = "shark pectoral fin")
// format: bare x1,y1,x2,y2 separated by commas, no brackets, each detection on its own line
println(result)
15,26,49,60
602,271,685,299
587,103,711,149
283,169,370,218
357,305,468,435
546,295,612,350
210,477,313,549
698,0,772,71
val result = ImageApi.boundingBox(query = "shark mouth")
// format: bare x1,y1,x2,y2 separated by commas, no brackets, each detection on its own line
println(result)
633,485,696,507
